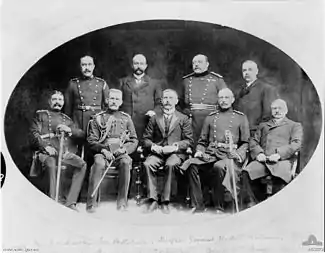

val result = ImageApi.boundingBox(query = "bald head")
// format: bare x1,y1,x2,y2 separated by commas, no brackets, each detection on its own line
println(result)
271,99,288,120
242,60,259,83
218,88,235,109
192,54,209,74
132,54,148,76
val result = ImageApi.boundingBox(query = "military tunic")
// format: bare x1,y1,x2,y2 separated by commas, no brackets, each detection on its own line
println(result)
180,71,227,145
183,108,250,210
86,110,138,208
64,76,109,131
29,109,86,206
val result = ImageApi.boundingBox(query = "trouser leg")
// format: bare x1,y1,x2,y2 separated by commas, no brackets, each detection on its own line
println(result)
188,164,204,209
116,155,132,208
43,156,57,200
86,154,106,208
241,171,257,204
162,154,181,203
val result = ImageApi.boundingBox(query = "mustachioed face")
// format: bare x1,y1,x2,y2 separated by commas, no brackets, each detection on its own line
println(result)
192,54,209,74
107,91,123,111
271,100,288,120
132,54,148,76
49,93,64,111
218,89,235,109
162,90,178,111
80,56,95,78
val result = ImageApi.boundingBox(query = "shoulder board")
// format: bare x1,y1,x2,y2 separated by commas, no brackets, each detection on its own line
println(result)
208,110,219,116
36,109,48,114
70,77,79,83
233,110,244,115
92,111,106,119
60,112,72,120
95,77,105,82
210,71,223,78
182,72,195,79
120,111,131,118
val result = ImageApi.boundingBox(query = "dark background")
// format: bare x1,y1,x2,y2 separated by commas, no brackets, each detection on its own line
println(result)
4,20,322,180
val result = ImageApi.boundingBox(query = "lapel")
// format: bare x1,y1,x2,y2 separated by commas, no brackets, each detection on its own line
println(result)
156,114,166,137
168,111,180,136
266,117,288,130
127,74,150,92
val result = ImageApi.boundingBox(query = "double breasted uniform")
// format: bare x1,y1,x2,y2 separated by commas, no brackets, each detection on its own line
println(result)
29,109,86,207
142,110,194,203
182,108,250,210
180,71,227,145
119,74,163,140
64,76,109,132
86,110,138,209
234,79,279,134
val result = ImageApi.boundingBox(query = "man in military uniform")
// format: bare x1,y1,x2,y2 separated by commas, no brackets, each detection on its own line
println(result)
181,88,250,213
119,54,164,140
30,91,86,211
142,89,193,214
234,59,279,136
179,54,227,145
241,99,303,208
86,89,138,212
64,55,109,135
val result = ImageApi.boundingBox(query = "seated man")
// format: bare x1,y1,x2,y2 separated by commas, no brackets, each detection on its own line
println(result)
182,88,250,213
30,90,86,211
86,89,138,212
242,99,303,207
142,89,194,214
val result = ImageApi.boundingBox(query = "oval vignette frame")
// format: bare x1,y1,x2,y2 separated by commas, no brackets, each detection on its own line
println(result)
4,20,322,225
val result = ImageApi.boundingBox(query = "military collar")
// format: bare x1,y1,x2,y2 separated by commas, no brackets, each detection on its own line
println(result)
80,75,94,80
193,70,209,77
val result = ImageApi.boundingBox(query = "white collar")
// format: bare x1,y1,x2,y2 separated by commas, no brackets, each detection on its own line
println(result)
245,78,257,87
133,73,145,80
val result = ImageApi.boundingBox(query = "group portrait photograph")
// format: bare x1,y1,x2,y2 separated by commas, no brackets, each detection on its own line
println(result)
4,20,322,220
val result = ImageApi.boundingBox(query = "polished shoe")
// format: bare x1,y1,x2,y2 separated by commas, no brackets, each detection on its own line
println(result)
66,203,79,212
117,205,127,212
147,201,158,213
86,206,97,213
161,204,170,214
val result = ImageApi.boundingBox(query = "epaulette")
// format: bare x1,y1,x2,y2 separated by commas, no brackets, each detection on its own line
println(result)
210,71,223,78
95,77,105,82
208,110,219,116
182,72,195,79
120,111,131,118
233,110,244,115
92,111,106,119
70,77,80,83
36,109,48,114
60,112,72,121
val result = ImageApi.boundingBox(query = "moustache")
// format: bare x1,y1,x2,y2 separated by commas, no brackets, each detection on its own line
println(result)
53,103,62,107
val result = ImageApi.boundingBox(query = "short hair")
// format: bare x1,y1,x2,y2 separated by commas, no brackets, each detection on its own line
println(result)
271,99,288,111
109,88,123,97
218,88,234,98
193,54,209,63
49,90,64,99
163,89,178,98
132,54,147,63
242,59,259,69
80,54,95,63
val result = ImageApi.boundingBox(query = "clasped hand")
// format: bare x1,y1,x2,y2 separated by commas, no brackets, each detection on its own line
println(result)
45,146,57,156
56,124,72,136
256,153,280,162
152,144,177,155
101,149,114,161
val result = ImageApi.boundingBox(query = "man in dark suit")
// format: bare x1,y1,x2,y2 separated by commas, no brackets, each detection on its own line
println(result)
119,54,164,140
142,89,194,214
234,60,279,136
242,99,303,207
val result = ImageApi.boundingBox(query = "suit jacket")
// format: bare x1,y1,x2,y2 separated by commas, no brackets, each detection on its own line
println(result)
250,117,303,160
234,79,279,132
119,74,164,139
142,110,194,159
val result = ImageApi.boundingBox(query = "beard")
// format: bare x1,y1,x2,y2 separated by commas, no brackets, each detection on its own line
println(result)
134,68,144,75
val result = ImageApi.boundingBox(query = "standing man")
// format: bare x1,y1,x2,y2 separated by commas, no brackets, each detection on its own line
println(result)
234,59,279,135
119,54,163,140
64,54,109,140
241,99,303,208
30,91,86,211
142,89,193,214
180,54,227,145
181,88,250,213
86,89,138,212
